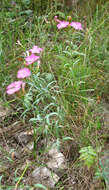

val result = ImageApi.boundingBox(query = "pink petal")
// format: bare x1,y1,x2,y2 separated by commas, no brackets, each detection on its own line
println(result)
17,68,31,79
6,80,24,95
29,46,43,54
6,81,23,90
57,21,69,29
25,54,40,65
6,87,20,95
70,22,83,30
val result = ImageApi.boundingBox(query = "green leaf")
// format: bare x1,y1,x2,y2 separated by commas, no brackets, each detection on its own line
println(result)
34,184,47,189
19,10,32,16
63,137,73,141
46,112,58,125
79,146,97,169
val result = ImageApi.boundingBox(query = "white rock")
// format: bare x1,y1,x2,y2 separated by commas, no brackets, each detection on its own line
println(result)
32,166,59,188
15,132,32,145
47,146,67,176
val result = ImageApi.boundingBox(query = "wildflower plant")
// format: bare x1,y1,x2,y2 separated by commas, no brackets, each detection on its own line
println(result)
6,43,64,157
54,15,83,30
20,71,64,157
6,44,43,95
22,72,64,134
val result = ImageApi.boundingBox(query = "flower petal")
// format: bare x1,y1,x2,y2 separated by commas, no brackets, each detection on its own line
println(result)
6,81,24,95
25,54,40,65
70,22,83,30
29,46,43,54
6,81,23,90
17,68,31,79
57,21,69,29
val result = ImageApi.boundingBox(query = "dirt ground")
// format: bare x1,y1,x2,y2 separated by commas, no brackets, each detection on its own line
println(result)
0,99,109,190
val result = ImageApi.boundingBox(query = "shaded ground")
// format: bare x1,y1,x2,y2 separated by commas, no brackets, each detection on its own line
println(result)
0,98,109,189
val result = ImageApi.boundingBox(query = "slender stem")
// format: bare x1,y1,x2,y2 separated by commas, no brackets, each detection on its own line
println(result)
14,162,29,190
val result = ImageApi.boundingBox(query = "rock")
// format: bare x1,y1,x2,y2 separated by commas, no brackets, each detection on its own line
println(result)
46,145,67,176
26,141,34,151
14,131,32,145
22,141,34,153
32,166,59,188
100,151,109,190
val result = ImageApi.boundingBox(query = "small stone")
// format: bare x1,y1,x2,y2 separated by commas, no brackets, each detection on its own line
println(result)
26,141,34,150
14,132,32,145
32,167,59,188
46,146,67,176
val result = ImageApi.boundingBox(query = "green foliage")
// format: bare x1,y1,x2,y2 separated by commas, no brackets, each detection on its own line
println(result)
95,158,109,186
79,146,97,169
21,72,64,155
22,72,64,128
34,184,47,189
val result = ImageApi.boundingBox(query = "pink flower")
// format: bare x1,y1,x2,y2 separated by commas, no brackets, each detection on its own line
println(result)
29,45,43,54
70,22,83,30
54,15,83,30
54,16,61,23
57,21,69,29
6,81,25,95
17,68,31,79
25,54,40,65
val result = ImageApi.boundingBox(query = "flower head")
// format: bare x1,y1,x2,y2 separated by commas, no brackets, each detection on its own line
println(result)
29,45,43,54
17,68,31,79
54,16,61,23
70,22,83,30
6,81,25,95
25,54,40,65
57,21,69,29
